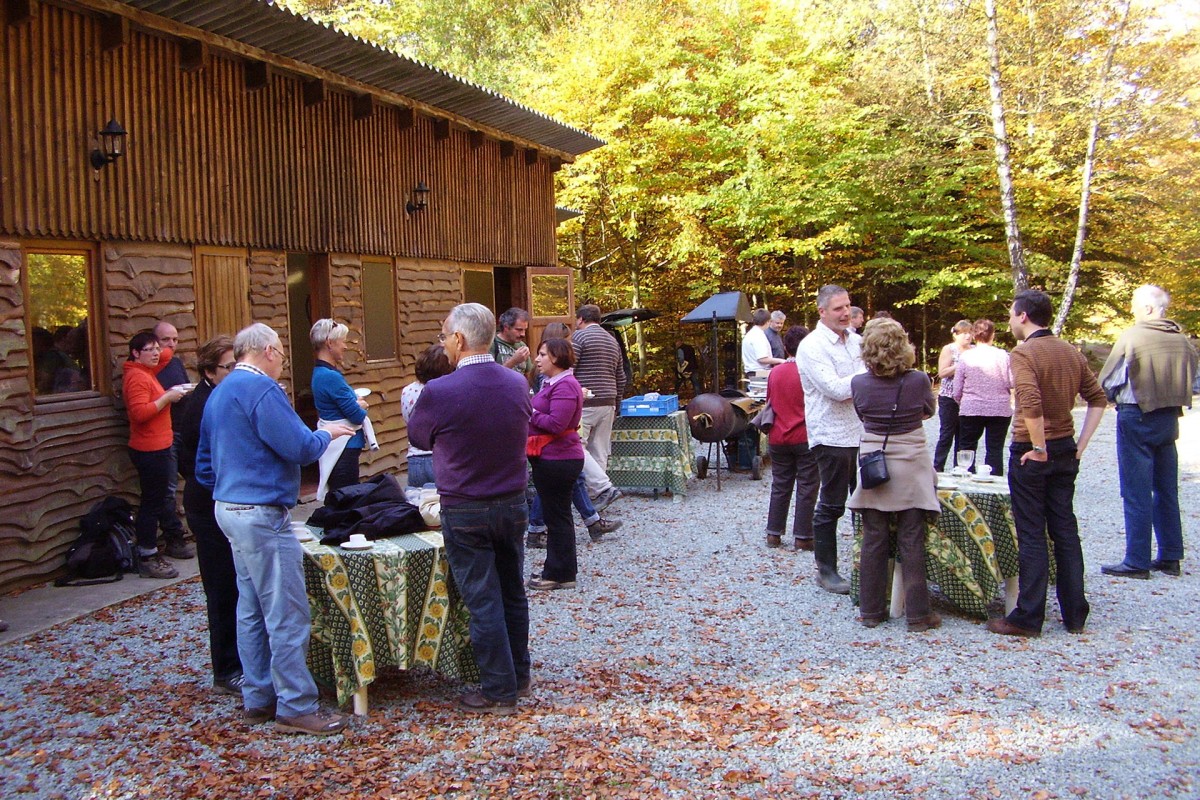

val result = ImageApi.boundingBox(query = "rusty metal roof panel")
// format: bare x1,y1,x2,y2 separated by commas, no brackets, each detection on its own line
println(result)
116,0,603,155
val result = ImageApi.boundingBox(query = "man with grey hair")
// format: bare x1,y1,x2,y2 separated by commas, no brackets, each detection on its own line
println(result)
849,307,865,334
1098,285,1197,579
741,309,784,374
766,310,787,360
409,303,532,714
197,322,355,735
796,285,865,593
490,307,533,376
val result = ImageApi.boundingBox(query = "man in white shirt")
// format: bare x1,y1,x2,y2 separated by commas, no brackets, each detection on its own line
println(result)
741,309,784,375
796,285,865,594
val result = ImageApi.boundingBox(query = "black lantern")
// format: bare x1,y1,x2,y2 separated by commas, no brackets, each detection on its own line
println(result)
89,119,127,170
406,181,430,215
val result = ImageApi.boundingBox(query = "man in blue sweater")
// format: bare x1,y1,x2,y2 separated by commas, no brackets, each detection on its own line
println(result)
197,323,354,736
408,303,532,714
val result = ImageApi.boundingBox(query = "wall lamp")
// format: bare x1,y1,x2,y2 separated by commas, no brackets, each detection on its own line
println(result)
89,119,128,171
406,181,430,215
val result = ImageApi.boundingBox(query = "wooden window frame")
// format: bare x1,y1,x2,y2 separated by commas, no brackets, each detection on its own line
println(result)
21,240,109,405
527,266,574,323
361,257,399,363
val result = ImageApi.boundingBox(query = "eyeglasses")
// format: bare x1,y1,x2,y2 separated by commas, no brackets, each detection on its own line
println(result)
438,332,458,344
138,343,161,352
217,361,237,371
267,345,289,364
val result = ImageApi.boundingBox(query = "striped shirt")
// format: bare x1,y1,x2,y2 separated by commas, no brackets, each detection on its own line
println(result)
571,324,625,404
1009,331,1107,443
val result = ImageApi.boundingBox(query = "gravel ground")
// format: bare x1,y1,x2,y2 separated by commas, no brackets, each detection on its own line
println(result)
2,407,1198,799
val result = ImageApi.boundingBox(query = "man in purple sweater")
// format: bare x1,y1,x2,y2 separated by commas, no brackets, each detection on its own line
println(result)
408,303,532,714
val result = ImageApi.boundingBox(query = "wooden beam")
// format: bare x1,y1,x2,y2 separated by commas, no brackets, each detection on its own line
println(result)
469,130,485,150
353,93,375,120
99,14,128,51
500,141,515,159
433,118,450,141
180,39,207,73
244,59,269,91
524,148,539,166
5,0,35,25
395,106,415,130
302,79,325,107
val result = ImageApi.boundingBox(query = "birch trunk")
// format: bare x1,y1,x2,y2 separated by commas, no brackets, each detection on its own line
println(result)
984,0,1028,292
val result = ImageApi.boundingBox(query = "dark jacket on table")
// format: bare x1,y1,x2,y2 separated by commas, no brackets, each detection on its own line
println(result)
309,473,425,545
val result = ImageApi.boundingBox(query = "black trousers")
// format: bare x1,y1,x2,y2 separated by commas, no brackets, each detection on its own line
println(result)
811,445,858,571
327,447,362,494
185,502,241,682
957,415,1011,476
530,457,584,583
1006,438,1090,633
933,396,960,472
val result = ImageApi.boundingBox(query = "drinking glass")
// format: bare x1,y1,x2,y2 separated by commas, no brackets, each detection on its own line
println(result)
956,450,975,475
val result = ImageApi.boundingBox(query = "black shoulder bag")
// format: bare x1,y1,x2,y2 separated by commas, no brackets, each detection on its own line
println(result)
858,373,907,490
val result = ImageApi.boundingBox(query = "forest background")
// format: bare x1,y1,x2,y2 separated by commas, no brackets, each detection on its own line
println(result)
284,0,1199,388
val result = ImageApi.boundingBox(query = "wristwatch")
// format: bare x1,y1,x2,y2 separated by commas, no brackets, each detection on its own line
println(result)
1031,445,1046,454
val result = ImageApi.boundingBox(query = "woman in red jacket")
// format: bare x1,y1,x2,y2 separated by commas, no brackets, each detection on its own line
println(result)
123,330,190,579
764,326,820,551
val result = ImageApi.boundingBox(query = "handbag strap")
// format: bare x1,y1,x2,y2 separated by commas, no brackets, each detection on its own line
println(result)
880,372,908,453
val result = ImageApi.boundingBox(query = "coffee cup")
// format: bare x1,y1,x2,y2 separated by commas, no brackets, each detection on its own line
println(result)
976,464,993,479
347,533,369,547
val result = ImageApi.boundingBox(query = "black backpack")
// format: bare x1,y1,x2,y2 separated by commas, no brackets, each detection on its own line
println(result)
55,497,139,586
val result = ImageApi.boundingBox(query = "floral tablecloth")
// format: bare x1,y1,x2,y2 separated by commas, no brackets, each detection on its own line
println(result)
851,481,1056,619
607,410,695,496
302,530,478,707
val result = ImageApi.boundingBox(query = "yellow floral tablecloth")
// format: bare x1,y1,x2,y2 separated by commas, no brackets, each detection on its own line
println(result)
851,481,1056,619
608,410,695,496
302,531,478,708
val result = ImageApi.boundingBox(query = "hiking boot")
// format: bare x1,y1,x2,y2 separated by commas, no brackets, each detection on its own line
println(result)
765,533,782,548
139,555,179,579
213,674,245,697
593,487,623,513
587,518,622,542
528,576,576,591
526,532,547,549
164,540,195,560
275,708,350,736
815,564,850,595
457,691,518,715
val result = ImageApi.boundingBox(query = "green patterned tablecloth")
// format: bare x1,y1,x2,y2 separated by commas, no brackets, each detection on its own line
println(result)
302,531,478,707
851,482,1056,619
607,411,695,496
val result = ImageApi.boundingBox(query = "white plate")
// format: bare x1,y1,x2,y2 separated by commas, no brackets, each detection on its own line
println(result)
294,530,315,542
937,479,959,490
972,475,996,484
341,541,373,550
355,387,371,398
176,383,197,393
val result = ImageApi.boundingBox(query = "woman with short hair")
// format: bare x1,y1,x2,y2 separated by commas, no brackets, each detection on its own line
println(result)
763,325,819,551
310,319,368,498
953,319,1013,476
401,344,453,489
849,319,941,632
933,320,974,471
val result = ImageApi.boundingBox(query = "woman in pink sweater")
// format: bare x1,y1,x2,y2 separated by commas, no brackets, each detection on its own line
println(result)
952,319,1013,476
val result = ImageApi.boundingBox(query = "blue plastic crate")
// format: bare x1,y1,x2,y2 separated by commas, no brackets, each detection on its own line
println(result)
620,394,679,416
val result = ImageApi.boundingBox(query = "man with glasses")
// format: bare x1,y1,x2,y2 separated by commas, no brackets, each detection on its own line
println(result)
153,320,195,561
410,304,532,714
197,323,355,735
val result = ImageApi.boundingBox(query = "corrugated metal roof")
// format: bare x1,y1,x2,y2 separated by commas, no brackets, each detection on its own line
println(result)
117,0,604,156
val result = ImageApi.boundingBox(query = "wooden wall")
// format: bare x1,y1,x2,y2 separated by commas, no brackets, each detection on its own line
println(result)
0,1,559,264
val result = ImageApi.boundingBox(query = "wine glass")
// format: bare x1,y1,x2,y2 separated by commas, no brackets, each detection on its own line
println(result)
956,449,975,476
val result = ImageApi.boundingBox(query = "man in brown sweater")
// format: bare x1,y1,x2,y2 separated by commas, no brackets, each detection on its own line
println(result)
987,290,1107,638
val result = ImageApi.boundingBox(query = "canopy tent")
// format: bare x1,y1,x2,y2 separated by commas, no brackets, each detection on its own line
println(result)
680,291,752,391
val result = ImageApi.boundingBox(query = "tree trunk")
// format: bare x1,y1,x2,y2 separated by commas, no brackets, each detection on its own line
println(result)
984,0,1028,292
1053,0,1132,335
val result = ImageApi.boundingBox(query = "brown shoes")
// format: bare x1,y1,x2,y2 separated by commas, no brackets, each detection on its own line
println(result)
243,705,276,725
985,617,1040,638
458,691,518,715
528,577,576,591
765,534,782,548
908,613,942,633
275,708,350,736
794,537,814,551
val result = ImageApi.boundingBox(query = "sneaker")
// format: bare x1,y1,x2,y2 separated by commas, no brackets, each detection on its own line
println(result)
213,674,245,696
526,532,547,549
139,554,179,579
457,691,517,715
243,705,276,725
163,540,196,560
593,487,623,513
528,576,576,591
275,708,350,736
587,518,622,542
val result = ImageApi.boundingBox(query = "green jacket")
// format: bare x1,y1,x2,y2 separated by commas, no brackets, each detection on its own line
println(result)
1098,318,1197,412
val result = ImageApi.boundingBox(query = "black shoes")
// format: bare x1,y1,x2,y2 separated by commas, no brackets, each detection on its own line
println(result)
1100,562,1151,580
213,674,245,696
1151,559,1181,577
815,564,850,595
986,618,1041,638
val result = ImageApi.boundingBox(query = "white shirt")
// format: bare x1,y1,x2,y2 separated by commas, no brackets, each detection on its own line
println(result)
741,326,772,374
795,321,865,447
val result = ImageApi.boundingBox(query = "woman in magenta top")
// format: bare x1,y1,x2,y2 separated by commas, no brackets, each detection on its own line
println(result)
526,337,585,591
952,318,1013,476
764,326,820,551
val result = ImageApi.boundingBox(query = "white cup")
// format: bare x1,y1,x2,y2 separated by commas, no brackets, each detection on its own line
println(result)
347,533,369,547
976,464,993,478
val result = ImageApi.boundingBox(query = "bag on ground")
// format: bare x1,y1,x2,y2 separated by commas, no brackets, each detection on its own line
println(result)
55,497,138,586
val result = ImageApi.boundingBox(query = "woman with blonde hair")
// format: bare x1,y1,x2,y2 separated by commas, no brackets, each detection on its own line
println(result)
933,320,974,471
310,319,370,499
849,319,941,632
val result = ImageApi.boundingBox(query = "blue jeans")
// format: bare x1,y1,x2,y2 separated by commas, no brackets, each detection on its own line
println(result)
215,501,318,718
406,453,436,489
1116,404,1184,569
440,491,530,703
528,472,599,532
1006,438,1089,633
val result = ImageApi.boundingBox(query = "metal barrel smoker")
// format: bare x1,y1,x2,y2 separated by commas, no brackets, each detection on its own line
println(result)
680,291,765,488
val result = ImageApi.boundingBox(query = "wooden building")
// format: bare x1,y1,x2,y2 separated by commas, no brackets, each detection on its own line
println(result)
0,0,602,591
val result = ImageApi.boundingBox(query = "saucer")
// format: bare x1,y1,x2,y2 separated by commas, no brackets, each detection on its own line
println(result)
972,475,996,484
341,540,373,550
293,530,315,542
355,387,371,398
937,478,959,490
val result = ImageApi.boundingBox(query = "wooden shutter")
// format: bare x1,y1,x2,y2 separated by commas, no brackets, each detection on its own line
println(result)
194,247,251,342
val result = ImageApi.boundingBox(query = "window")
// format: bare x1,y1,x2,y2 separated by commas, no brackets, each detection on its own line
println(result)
24,247,101,397
530,273,571,318
361,259,397,360
462,269,495,309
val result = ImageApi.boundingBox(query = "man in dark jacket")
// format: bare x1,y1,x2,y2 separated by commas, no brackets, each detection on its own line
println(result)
1098,285,1198,580
154,320,194,560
